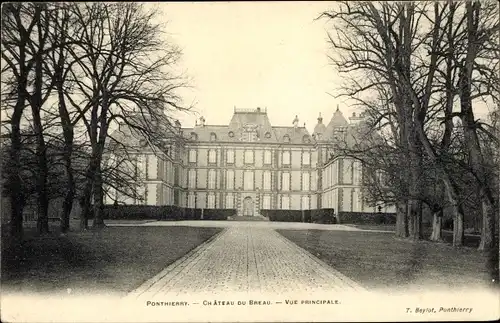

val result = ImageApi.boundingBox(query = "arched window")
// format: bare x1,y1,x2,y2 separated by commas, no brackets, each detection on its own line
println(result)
210,132,217,141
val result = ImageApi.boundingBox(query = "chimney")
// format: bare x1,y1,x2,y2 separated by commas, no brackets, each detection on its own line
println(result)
317,112,323,123
349,110,364,125
256,107,261,113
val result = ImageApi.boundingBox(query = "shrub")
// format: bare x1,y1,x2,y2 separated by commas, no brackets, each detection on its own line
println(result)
262,210,304,222
202,209,235,220
337,212,396,224
311,209,336,224
100,205,236,221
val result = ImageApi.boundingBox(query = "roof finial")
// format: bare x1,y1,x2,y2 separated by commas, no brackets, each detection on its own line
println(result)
336,104,340,112
318,112,323,123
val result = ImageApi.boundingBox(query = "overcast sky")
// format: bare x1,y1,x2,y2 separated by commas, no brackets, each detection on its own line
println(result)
157,2,348,133
156,2,494,133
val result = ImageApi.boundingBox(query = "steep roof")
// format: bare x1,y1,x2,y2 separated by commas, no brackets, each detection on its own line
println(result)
181,108,314,144
325,106,349,134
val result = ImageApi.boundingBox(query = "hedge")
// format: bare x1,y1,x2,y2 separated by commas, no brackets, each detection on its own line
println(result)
95,205,236,221
337,211,396,224
94,206,393,224
311,208,336,224
261,210,303,222
260,209,336,224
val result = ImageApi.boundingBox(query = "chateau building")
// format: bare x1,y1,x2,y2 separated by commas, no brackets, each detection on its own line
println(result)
105,107,393,216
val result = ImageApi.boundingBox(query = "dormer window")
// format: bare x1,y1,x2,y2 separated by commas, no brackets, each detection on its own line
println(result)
210,132,217,141
242,124,258,142
228,131,234,138
302,135,311,143
283,135,291,143
265,132,271,139
190,132,198,141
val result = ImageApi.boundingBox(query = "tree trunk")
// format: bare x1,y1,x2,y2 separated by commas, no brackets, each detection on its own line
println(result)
8,118,25,248
478,196,495,250
61,158,75,233
407,127,423,241
7,20,30,247
34,129,49,235
57,77,75,233
92,165,106,229
408,199,423,241
31,16,50,235
79,178,92,231
453,209,464,247
430,209,443,241
459,4,497,251
395,200,408,238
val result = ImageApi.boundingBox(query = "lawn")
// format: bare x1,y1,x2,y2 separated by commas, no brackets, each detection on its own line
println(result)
277,229,494,292
345,224,482,248
1,225,222,296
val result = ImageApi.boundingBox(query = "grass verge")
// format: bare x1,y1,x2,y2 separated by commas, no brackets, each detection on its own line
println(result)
2,225,222,296
277,229,493,292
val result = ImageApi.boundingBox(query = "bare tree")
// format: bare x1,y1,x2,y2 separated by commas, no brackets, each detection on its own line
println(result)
2,3,40,242
63,3,188,229
321,1,498,250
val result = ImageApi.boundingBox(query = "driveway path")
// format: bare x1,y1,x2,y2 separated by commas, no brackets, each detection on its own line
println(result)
129,226,365,299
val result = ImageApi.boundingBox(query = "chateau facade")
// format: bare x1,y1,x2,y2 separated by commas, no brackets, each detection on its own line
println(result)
105,107,393,216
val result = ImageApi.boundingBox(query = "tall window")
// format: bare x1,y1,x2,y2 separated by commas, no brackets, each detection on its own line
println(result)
226,170,234,189
226,193,234,208
262,195,271,209
302,151,311,165
207,193,216,209
263,171,271,190
282,172,290,191
281,196,290,209
226,150,235,164
208,149,217,164
188,169,196,189
244,150,254,164
188,149,197,163
264,150,272,165
137,154,146,179
208,169,216,189
188,193,196,208
301,196,310,210
282,151,290,165
244,171,254,190
302,172,310,191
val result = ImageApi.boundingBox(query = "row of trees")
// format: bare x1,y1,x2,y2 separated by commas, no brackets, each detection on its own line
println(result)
321,1,499,251
1,3,188,246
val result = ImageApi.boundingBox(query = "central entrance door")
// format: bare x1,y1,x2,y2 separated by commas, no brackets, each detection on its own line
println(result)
243,197,254,216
